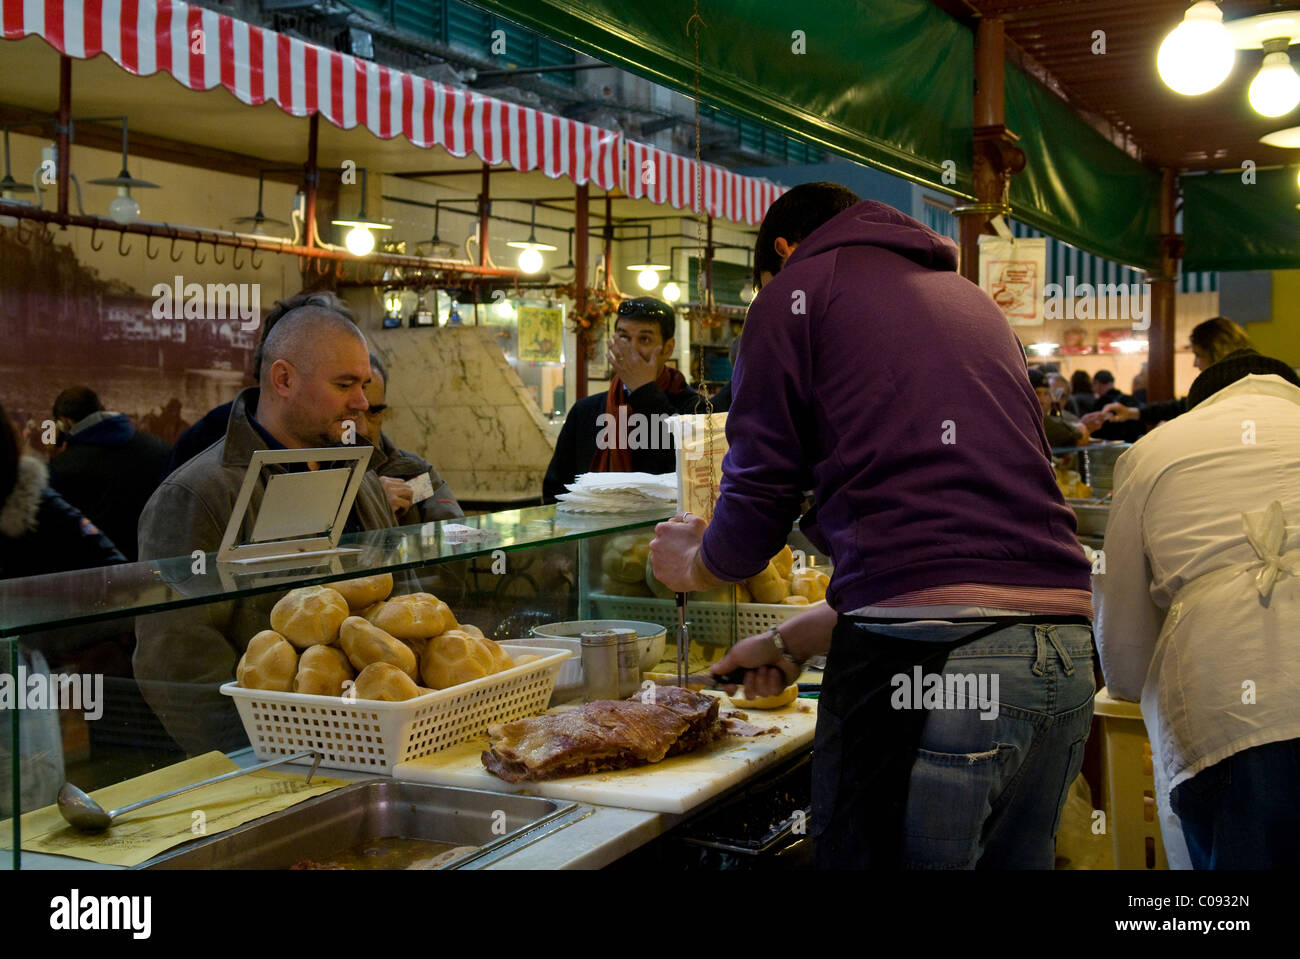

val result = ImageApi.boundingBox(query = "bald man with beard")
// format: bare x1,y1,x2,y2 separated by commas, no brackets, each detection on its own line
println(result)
134,307,398,753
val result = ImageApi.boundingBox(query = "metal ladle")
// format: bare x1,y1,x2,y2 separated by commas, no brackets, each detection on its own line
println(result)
57,750,322,832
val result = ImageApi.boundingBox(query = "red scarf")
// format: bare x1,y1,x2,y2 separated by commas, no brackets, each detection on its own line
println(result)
589,366,689,473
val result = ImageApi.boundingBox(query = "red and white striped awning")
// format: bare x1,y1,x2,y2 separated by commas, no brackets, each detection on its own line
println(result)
624,140,785,226
1,0,784,223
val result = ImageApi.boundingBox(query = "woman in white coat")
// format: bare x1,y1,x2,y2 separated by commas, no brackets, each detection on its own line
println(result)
1095,350,1300,868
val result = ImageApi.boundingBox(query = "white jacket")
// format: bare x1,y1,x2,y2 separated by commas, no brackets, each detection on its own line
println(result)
1096,374,1300,799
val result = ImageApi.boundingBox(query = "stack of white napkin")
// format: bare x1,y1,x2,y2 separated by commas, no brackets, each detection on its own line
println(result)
555,472,678,513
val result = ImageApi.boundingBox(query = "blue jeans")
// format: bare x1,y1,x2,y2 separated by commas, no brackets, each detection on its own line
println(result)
813,618,1095,869
1170,738,1300,869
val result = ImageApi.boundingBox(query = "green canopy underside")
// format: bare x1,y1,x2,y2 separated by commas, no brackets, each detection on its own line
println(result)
470,0,1284,273
1182,169,1300,272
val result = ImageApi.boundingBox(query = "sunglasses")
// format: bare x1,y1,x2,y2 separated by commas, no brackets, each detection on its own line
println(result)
617,299,674,321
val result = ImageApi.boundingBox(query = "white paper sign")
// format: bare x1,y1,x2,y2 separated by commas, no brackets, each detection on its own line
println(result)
979,234,1047,327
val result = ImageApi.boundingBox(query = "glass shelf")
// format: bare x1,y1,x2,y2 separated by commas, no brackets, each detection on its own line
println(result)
0,505,674,637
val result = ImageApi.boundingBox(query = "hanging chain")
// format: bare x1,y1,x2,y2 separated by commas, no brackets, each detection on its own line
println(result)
688,1,718,524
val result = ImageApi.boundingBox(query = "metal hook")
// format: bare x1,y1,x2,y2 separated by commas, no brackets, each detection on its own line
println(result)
250,247,264,271
145,234,159,260
117,231,133,257
193,239,206,265
89,227,104,252
169,233,184,263
315,255,330,276
231,241,244,271
211,240,225,265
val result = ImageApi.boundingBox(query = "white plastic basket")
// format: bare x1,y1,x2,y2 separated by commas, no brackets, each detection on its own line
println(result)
220,644,569,774
587,594,822,646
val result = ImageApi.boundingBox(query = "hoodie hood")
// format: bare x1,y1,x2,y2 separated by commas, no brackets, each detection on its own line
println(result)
783,200,959,274
69,411,136,446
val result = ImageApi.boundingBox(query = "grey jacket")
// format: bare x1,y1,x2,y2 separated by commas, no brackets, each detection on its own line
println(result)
370,431,464,524
133,388,397,754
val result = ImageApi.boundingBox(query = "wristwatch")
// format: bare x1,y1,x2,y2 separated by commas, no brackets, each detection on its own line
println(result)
769,626,805,678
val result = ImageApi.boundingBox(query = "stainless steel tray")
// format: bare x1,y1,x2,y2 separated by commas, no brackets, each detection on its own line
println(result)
140,779,588,869
1066,498,1110,538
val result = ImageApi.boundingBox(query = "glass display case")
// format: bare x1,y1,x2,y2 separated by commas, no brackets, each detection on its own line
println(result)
0,505,831,869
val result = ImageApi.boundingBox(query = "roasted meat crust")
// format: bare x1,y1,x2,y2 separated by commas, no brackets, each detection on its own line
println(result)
481,687,722,782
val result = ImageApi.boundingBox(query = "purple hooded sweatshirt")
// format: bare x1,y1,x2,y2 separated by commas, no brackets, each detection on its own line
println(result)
699,201,1090,612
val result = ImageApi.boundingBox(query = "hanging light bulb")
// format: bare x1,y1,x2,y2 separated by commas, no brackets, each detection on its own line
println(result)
739,284,756,304
662,281,682,303
1157,1,1235,96
108,186,140,225
493,297,516,319
1250,39,1300,116
332,168,390,257
507,200,557,276
517,246,544,274
628,229,669,291
344,224,376,256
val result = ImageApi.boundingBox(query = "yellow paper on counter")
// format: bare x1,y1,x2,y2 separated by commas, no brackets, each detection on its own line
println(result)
0,751,348,867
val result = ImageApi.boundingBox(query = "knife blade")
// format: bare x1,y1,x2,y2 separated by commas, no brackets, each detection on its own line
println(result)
652,667,748,689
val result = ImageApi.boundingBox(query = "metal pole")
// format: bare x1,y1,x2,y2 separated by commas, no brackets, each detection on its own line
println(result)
304,113,319,249
574,182,590,400
1149,168,1180,403
478,163,490,267
603,193,613,290
56,56,71,217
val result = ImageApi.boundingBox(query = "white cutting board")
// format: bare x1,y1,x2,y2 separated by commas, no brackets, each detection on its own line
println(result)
394,696,818,814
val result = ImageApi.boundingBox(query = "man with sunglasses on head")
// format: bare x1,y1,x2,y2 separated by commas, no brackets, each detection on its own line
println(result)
542,296,700,502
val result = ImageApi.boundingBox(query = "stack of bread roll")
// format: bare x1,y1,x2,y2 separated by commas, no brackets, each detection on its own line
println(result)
636,540,830,606
235,573,538,701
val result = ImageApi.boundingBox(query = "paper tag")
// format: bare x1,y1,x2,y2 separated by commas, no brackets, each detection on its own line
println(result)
406,472,435,504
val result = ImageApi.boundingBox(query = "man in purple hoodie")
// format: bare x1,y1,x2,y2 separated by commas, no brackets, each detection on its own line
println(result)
651,183,1094,869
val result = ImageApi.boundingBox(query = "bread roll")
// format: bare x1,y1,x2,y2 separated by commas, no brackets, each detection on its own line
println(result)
330,573,394,611
729,683,798,710
601,573,653,597
790,568,830,602
270,586,350,649
339,615,419,680
369,593,451,640
772,545,794,579
236,630,299,691
421,630,505,689
746,562,789,604
293,644,354,696
735,583,753,603
511,653,542,666
601,534,652,584
459,623,485,640
781,594,810,606
353,662,424,702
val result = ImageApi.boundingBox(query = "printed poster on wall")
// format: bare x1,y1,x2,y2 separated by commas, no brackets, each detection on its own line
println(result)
978,235,1047,326
516,304,564,363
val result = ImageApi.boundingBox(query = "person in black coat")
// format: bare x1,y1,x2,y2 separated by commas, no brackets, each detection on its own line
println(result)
0,403,125,580
48,387,170,561
543,297,702,503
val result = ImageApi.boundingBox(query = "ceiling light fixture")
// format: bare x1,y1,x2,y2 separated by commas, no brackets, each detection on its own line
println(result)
332,167,391,257
1250,37,1300,116
80,116,159,224
627,229,669,291
1157,1,1236,95
506,201,557,275
232,171,291,236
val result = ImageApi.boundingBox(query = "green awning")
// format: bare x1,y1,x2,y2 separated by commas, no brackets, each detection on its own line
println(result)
467,0,975,193
1182,168,1300,272
1004,64,1162,271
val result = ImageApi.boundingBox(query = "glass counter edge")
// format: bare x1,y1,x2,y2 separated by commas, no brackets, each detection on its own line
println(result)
0,506,677,637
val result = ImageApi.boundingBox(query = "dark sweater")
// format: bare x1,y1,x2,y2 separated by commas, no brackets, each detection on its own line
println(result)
543,381,702,502
1,457,125,579
48,412,170,561
699,200,1090,612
